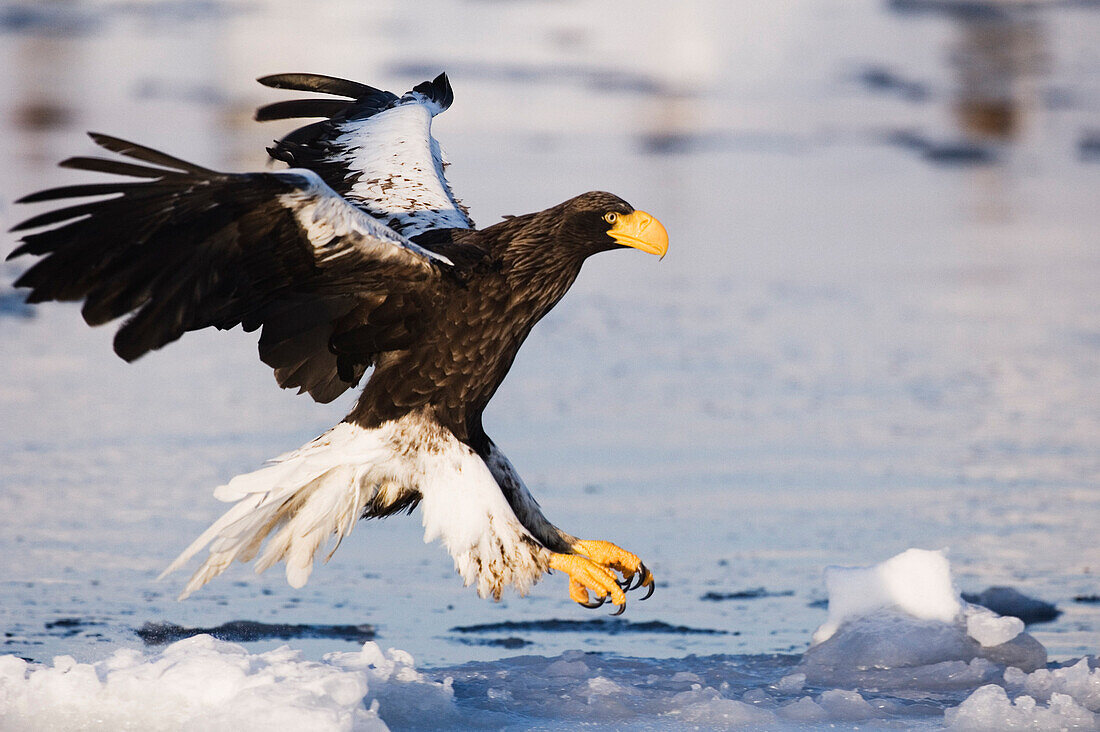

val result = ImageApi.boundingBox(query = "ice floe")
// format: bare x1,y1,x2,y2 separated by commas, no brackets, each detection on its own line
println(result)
802,549,1048,692
0,636,461,732
1,549,1096,730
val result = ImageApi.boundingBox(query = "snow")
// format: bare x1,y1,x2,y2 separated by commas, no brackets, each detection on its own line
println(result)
2,549,1097,730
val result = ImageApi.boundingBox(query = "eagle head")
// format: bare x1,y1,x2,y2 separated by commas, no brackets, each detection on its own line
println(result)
558,191,669,259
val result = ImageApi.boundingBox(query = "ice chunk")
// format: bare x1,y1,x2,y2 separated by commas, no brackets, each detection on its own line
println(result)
0,636,473,731
778,696,828,722
585,676,630,696
1003,657,1100,712
966,607,1024,647
324,642,463,729
945,684,1098,730
668,685,777,726
0,635,385,731
802,549,1047,688
775,672,806,692
546,657,590,677
813,548,960,644
671,670,702,684
817,689,876,721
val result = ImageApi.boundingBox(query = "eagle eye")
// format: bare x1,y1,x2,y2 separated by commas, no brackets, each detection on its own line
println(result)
603,212,618,225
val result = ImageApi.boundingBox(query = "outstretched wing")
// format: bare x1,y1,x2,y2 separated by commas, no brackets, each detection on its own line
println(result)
255,72,474,238
8,133,450,403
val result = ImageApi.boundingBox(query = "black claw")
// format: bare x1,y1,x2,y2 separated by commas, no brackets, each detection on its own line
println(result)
610,601,626,616
614,566,648,594
639,579,655,601
580,594,607,609
627,570,645,592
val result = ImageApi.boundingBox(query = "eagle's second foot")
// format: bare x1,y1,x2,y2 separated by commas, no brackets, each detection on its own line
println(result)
573,539,655,600
549,552,627,614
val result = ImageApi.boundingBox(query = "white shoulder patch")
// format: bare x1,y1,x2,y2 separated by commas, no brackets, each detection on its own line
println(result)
276,169,454,268
333,101,473,238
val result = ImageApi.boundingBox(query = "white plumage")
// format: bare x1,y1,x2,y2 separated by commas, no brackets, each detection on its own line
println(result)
334,99,472,238
162,412,550,601
277,170,454,267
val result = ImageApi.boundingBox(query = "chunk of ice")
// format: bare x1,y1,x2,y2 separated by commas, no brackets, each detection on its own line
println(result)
945,684,1098,730
778,696,828,722
668,686,777,726
818,689,876,721
0,636,466,731
0,549,1094,731
1003,657,1100,711
802,549,1047,688
0,636,385,731
776,672,806,692
813,548,960,644
966,608,1025,647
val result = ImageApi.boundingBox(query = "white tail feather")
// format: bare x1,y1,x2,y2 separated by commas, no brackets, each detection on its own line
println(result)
161,412,553,601
161,423,397,600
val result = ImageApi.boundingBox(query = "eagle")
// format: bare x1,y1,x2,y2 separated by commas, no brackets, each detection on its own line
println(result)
7,72,667,614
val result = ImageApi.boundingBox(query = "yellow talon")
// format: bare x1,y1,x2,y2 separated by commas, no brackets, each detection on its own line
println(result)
568,579,590,605
573,539,654,592
549,552,626,609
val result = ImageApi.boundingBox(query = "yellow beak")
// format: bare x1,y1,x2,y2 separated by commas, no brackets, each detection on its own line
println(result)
608,210,669,258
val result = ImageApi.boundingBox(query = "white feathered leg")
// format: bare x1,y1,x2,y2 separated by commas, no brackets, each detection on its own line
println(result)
415,437,551,600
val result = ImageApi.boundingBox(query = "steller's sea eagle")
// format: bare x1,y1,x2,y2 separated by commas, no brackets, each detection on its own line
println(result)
7,73,667,614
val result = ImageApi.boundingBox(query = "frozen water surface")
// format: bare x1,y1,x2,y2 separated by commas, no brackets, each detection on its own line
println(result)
1,0,1099,728
3,551,1098,729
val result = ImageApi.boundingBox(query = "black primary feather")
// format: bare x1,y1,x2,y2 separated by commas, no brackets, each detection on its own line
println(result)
87,133,215,174
412,72,454,111
256,73,383,99
254,99,356,122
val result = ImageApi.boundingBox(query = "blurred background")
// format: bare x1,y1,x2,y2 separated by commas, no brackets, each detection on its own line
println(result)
0,0,1098,668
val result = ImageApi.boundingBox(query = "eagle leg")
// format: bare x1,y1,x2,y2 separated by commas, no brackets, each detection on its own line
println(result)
549,552,627,612
571,539,656,600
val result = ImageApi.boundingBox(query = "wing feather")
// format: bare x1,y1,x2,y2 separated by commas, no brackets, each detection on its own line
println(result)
255,99,357,122
8,133,448,403
256,72,474,238
257,73,384,99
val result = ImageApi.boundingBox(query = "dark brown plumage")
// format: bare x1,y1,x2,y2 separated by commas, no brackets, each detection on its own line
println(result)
351,192,640,440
